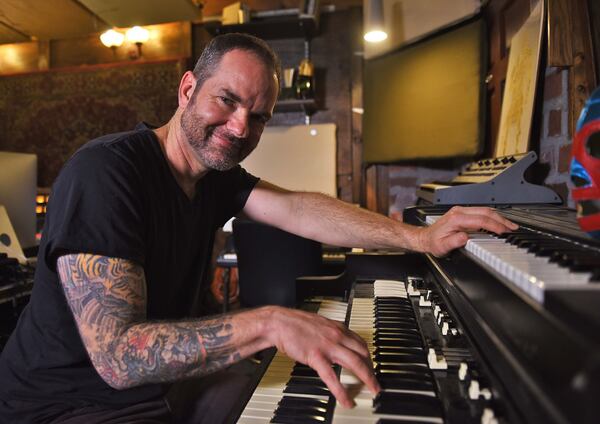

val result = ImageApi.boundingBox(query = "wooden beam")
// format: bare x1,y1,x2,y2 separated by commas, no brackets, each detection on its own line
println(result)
568,0,597,136
365,164,389,215
350,6,363,205
547,0,573,66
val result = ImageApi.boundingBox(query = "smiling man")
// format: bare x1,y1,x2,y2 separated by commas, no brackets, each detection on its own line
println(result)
0,34,517,424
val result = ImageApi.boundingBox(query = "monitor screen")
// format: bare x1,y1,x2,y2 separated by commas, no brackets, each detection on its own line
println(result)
363,18,485,163
0,152,37,249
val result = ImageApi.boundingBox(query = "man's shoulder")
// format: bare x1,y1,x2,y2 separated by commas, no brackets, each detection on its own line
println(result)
57,125,159,187
80,125,157,158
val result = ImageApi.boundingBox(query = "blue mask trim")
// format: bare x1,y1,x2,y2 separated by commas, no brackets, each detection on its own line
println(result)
570,157,592,187
587,230,600,240
577,87,600,131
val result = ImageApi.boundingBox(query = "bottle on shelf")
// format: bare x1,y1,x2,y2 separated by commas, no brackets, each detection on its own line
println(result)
294,58,314,99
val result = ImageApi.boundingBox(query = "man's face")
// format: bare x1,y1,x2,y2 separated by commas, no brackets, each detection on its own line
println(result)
180,49,278,171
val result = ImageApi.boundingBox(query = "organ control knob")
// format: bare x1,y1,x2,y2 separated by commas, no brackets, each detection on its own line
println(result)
459,362,469,380
481,408,499,424
427,348,448,370
469,379,492,400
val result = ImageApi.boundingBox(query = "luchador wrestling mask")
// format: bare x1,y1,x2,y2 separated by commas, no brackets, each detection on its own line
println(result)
570,87,600,239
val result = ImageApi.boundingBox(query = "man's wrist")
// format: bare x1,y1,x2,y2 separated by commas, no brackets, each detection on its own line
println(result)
254,305,281,349
405,224,428,253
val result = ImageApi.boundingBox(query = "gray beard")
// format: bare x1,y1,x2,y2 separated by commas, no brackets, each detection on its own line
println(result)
180,107,240,171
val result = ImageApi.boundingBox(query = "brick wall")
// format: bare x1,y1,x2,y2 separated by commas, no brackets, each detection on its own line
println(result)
539,67,575,207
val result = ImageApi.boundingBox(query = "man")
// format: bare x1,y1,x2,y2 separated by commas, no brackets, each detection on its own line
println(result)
0,34,517,423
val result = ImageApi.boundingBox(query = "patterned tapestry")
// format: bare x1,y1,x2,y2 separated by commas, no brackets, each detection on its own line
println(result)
0,59,185,187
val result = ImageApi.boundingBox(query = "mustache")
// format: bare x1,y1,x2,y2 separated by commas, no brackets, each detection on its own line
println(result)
206,126,245,148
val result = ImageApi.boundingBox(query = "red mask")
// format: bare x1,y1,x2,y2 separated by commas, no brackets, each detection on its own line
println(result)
570,87,600,238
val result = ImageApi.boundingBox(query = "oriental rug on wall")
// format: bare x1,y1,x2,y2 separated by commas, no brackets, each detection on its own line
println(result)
0,59,185,186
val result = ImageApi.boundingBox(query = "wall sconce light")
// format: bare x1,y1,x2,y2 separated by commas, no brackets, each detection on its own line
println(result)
100,29,124,55
126,26,150,58
364,0,388,43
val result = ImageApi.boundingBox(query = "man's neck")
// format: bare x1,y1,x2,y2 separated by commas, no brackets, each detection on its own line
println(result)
153,113,210,200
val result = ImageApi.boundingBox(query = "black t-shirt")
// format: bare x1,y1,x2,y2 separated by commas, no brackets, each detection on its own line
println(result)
0,123,259,423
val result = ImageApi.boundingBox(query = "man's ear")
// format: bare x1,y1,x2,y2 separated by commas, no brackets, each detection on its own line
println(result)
178,71,197,108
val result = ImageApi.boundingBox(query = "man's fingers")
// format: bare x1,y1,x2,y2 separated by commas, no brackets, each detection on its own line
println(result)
448,206,518,232
446,213,512,235
331,345,380,396
311,354,355,408
437,232,469,255
336,326,371,359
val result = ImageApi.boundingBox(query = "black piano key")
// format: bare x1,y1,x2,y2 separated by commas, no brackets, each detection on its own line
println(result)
375,310,416,316
497,230,531,240
274,405,327,417
376,369,432,380
278,396,328,409
375,347,424,355
373,308,415,319
375,316,416,323
549,249,589,263
376,335,421,342
375,365,432,377
378,377,434,391
376,322,418,330
376,420,438,424
375,323,418,331
373,392,443,417
375,334,422,342
287,377,326,388
375,363,431,375
375,302,413,307
375,341,423,349
531,244,573,257
559,255,600,272
375,303,414,309
375,310,415,316
375,328,420,336
283,384,330,396
290,367,320,378
376,297,412,302
270,414,326,424
374,352,426,363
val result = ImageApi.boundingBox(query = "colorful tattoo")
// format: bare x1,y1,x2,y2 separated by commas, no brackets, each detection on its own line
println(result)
57,254,241,389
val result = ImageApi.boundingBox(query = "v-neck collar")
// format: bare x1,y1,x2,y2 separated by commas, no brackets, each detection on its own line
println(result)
138,122,205,206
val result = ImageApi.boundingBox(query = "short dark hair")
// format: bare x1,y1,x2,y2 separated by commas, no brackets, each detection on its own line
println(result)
192,33,281,93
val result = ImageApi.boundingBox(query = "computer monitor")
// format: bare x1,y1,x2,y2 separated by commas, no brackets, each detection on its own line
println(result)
0,152,37,249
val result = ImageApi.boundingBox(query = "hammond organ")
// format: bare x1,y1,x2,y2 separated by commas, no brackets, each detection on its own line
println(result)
228,205,600,423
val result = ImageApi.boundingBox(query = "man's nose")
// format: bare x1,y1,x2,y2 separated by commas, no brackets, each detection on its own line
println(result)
227,110,250,139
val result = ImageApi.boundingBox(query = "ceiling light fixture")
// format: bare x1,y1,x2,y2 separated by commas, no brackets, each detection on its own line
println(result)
364,0,388,43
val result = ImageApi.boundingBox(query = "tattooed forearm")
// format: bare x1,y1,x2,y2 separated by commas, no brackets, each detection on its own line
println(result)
110,316,242,386
57,254,243,390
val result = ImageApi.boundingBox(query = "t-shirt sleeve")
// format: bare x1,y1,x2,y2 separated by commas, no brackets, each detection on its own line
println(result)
214,165,259,228
44,146,146,271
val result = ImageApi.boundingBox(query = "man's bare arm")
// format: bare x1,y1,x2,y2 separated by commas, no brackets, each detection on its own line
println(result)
57,253,377,407
243,180,518,257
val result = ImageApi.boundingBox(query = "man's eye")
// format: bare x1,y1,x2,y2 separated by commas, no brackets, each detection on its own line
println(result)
251,115,268,125
220,97,234,106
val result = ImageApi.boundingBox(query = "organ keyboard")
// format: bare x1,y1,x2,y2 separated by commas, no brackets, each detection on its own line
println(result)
238,299,347,423
230,205,600,423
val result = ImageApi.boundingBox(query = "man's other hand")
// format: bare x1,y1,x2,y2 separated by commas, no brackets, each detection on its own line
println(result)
417,206,518,257
265,306,380,408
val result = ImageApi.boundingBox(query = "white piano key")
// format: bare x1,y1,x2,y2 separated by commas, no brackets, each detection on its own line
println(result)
458,224,598,304
239,299,348,422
